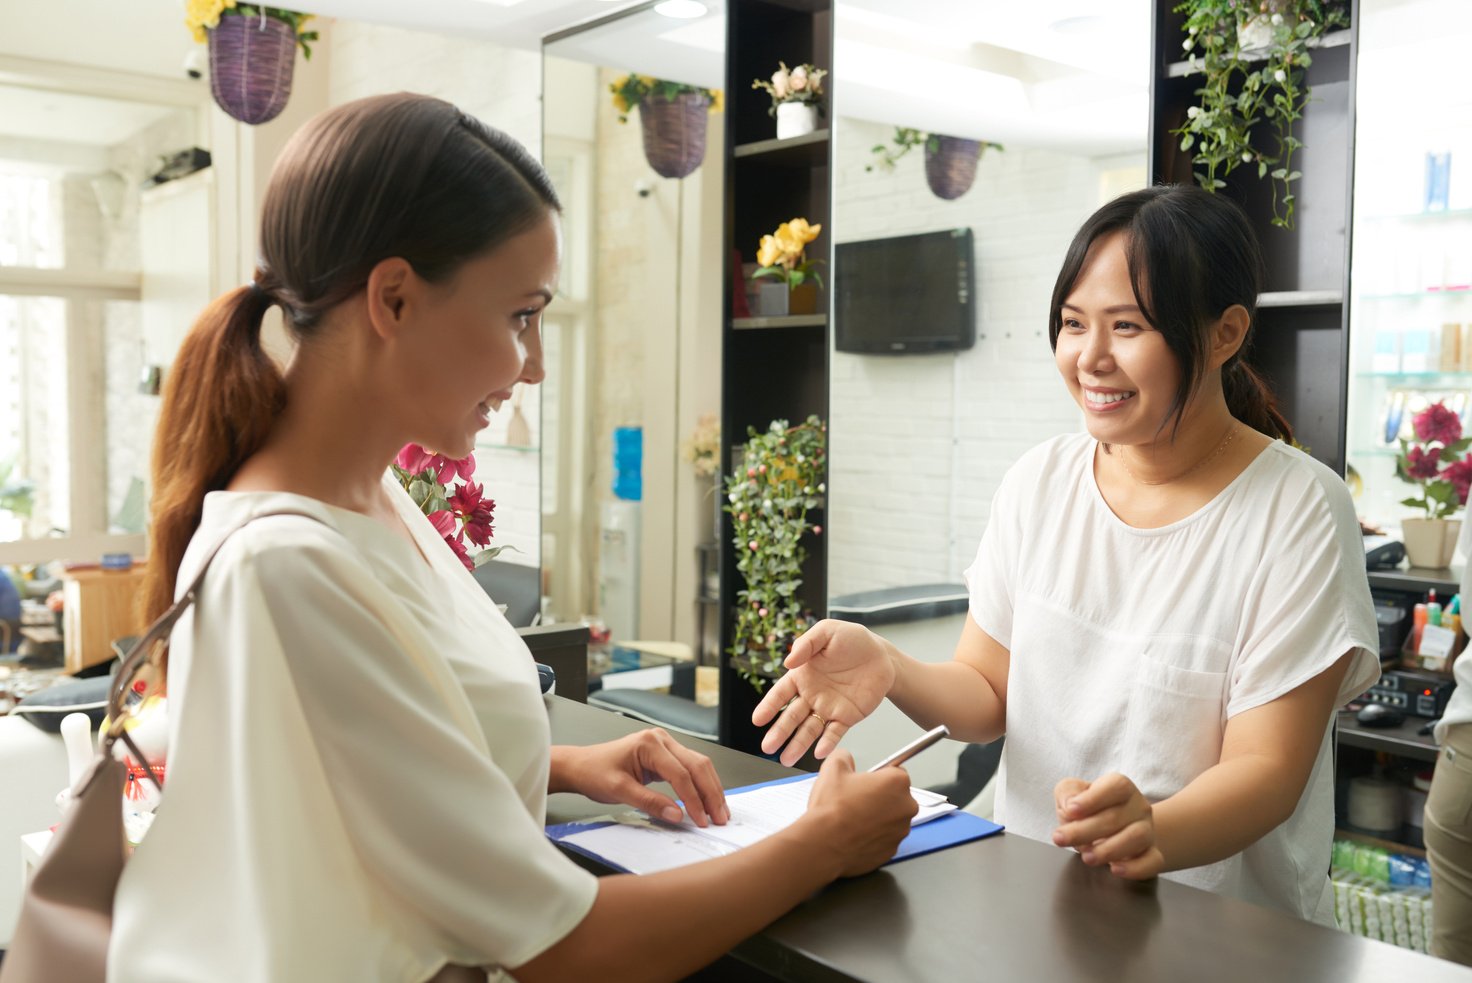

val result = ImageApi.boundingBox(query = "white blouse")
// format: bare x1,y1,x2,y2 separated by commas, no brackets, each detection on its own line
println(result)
109,473,596,982
966,433,1380,923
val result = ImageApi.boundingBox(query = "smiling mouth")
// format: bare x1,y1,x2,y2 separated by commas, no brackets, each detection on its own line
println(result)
1084,390,1136,405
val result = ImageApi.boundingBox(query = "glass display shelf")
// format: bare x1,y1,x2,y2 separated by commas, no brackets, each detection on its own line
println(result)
1354,371,1472,382
1360,206,1472,223
1356,289,1472,301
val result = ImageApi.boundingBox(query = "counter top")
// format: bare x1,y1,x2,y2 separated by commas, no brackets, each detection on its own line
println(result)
1337,708,1440,762
546,698,1471,983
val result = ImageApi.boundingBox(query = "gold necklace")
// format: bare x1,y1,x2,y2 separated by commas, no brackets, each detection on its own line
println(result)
1117,424,1240,486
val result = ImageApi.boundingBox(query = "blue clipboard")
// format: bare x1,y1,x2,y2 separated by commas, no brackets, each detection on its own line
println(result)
547,773,1003,872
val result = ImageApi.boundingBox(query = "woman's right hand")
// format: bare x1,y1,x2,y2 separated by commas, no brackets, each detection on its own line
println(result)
751,619,896,766
801,750,917,877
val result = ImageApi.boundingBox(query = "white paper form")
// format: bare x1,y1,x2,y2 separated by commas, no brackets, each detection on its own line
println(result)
557,776,958,874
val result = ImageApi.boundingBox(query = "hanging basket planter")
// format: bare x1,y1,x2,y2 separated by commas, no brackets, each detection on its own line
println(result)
924,135,982,201
637,92,710,180
209,12,297,125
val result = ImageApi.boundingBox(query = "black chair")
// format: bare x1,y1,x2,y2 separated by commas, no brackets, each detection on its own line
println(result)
926,737,1004,809
470,558,542,628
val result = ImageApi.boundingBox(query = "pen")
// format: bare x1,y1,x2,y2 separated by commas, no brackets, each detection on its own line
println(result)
867,724,950,772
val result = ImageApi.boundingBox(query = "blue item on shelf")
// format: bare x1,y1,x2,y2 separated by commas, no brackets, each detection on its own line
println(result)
1426,151,1452,212
612,426,642,501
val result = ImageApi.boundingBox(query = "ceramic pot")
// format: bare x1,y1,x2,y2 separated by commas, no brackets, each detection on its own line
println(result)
1402,517,1462,568
788,280,819,316
776,102,818,140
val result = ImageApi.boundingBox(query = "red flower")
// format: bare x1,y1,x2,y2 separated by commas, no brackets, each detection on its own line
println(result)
1445,458,1472,505
444,533,473,571
449,481,496,547
1413,402,1463,446
426,509,456,538
1404,446,1442,481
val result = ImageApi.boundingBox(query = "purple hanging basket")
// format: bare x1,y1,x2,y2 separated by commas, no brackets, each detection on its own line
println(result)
638,92,710,179
209,12,297,126
924,136,982,201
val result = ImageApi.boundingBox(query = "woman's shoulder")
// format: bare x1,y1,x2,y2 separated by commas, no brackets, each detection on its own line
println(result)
1242,439,1360,532
188,491,360,582
1008,431,1093,480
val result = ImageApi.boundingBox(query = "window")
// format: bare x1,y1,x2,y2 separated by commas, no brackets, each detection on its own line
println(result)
0,76,207,564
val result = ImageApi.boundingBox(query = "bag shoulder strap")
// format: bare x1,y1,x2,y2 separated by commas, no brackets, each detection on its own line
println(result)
94,508,330,793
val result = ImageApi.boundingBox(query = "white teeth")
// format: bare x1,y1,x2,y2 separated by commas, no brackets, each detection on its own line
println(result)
1085,390,1133,404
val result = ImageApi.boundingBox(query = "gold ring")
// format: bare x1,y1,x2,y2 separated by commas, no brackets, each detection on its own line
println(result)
808,712,827,728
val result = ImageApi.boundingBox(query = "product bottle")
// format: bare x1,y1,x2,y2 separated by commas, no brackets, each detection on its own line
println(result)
1410,602,1429,657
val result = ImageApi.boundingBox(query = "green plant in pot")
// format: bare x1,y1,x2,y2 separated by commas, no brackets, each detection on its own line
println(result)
1172,0,1348,230
724,416,826,691
868,127,1003,201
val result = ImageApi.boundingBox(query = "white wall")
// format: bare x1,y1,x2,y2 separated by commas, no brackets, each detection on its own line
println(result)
827,118,1143,597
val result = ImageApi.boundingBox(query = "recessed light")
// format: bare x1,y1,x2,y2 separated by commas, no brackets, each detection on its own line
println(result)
655,0,707,19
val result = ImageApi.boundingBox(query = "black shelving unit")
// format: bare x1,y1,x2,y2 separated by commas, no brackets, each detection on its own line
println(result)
718,0,833,755
1149,2,1359,475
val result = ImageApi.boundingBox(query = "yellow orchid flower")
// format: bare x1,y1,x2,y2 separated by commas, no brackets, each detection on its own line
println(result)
786,217,822,245
756,234,782,269
709,89,724,112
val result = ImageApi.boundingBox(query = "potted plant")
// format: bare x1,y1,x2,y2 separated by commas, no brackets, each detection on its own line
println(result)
186,2,319,125
752,218,823,316
610,74,724,180
752,62,828,140
868,127,1003,201
723,416,826,691
1395,401,1472,568
1171,0,1349,230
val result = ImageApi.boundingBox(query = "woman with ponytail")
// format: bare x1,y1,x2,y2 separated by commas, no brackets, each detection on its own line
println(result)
110,93,916,983
751,184,1380,924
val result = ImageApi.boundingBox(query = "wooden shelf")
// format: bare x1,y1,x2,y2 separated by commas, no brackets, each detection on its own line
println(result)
732,314,827,330
1258,289,1342,307
733,129,830,165
1164,28,1352,78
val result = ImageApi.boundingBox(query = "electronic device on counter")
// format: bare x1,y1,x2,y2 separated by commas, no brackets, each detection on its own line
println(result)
1370,592,1412,660
1364,535,1406,570
1362,668,1457,719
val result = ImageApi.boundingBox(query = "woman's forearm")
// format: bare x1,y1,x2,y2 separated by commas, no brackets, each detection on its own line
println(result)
1151,751,1303,873
511,817,844,983
885,643,1005,744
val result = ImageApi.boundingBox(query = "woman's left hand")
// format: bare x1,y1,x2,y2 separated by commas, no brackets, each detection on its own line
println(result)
1051,773,1163,879
556,729,729,827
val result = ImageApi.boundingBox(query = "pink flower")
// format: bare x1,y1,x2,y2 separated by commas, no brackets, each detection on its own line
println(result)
444,532,473,571
1404,446,1442,481
1446,458,1472,505
427,509,456,538
1414,402,1463,446
395,443,476,484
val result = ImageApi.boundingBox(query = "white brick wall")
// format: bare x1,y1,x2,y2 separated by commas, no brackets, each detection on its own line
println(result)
828,119,1142,597
327,21,544,566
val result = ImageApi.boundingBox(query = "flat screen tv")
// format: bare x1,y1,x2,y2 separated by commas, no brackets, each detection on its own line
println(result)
834,228,975,354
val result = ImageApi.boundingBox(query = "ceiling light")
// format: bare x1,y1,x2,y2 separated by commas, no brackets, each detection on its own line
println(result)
655,0,707,19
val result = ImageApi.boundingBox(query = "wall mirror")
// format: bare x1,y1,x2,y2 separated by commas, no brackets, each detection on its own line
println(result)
541,2,727,664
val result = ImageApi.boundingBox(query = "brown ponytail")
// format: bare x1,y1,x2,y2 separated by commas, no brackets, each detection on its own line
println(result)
1223,358,1293,445
139,93,560,626
141,282,283,624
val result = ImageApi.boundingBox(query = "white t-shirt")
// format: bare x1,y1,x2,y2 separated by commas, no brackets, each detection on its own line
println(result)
1438,519,1472,742
965,432,1380,923
109,474,597,982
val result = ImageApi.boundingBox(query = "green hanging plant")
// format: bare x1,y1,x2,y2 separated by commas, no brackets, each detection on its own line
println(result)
1172,0,1349,230
724,416,826,692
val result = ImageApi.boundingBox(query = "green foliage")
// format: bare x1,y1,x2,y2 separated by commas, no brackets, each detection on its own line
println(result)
609,74,721,124
723,416,826,692
227,6,320,59
867,127,1003,173
0,457,33,519
1172,0,1348,229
